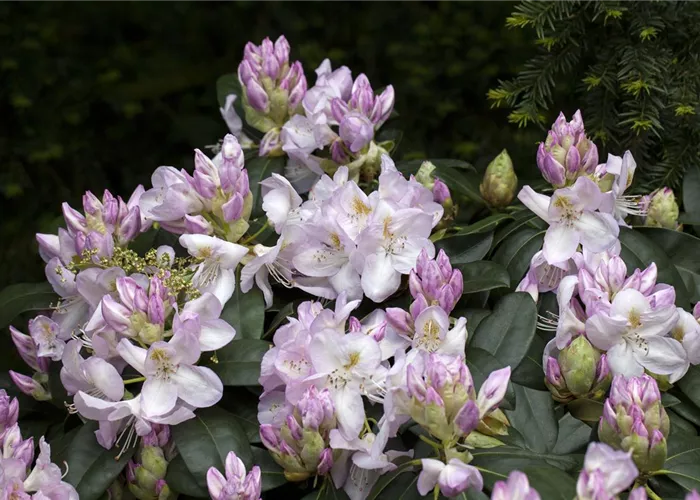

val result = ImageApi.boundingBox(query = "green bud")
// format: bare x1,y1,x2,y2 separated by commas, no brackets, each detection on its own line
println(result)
415,161,437,190
299,430,324,472
141,446,168,480
598,418,620,448
422,403,451,441
559,336,599,397
622,433,650,471
477,408,509,437
445,446,473,463
479,149,518,208
646,187,680,230
647,437,667,472
463,431,504,449
242,91,278,133
31,372,52,401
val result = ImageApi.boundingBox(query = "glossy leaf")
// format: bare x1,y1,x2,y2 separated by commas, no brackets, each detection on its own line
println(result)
683,164,700,234
209,339,270,386
452,213,512,236
466,347,515,409
252,446,287,492
551,413,593,455
677,365,700,410
618,227,690,306
436,232,494,265
54,421,134,500
492,228,545,286
0,282,55,329
664,435,700,491
220,283,265,340
520,466,577,500
457,261,510,294
470,292,537,369
510,333,547,391
172,406,252,491
166,453,209,498
506,384,558,453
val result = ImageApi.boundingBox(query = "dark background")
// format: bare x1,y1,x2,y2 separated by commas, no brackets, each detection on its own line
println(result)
1,2,543,287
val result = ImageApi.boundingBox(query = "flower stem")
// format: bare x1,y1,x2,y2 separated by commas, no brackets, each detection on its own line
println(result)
645,485,662,500
123,376,146,385
419,434,443,455
241,221,269,245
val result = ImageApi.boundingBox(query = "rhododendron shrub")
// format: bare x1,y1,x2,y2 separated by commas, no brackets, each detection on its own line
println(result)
1,36,700,500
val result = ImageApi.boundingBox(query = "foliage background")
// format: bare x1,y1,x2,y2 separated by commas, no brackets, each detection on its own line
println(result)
1,1,543,288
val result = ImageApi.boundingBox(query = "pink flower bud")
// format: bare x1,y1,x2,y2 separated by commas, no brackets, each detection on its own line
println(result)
274,35,290,66
607,257,627,293
13,436,35,467
410,294,429,319
330,140,349,164
407,365,427,402
259,128,282,157
117,207,141,244
238,59,255,86
9,371,45,399
454,400,479,436
62,202,87,235
581,143,599,173
438,460,483,497
545,356,564,388
0,391,19,433
537,144,566,187
102,196,119,226
648,285,676,309
36,233,61,263
370,85,395,128
492,471,541,500
9,326,43,372
243,466,262,500
260,424,279,451
425,387,445,407
330,97,350,124
101,295,132,333
385,307,413,335
184,214,213,235
316,448,333,475
638,263,658,296
476,367,511,417
287,69,307,111
245,78,270,113
416,248,431,276
432,178,451,204
285,414,303,441
222,193,245,223
339,112,374,153
193,170,217,200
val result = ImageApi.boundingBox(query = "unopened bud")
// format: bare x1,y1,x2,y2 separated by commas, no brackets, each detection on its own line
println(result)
559,335,599,398
645,187,680,230
480,149,518,208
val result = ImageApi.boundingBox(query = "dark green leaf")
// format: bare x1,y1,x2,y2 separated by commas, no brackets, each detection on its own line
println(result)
677,365,700,410
551,413,593,455
471,446,581,488
216,73,242,109
507,384,558,453
264,301,299,339
510,333,546,391
246,156,287,218
220,284,265,340
669,409,698,436
0,282,55,329
567,398,604,423
172,406,252,491
618,227,690,306
252,446,287,492
470,293,537,369
452,214,512,236
664,435,700,491
493,210,543,248
166,453,209,497
368,456,416,500
682,165,700,234
521,466,577,500
457,261,510,294
460,309,491,341
492,229,545,287
209,339,270,386
217,389,262,443
436,232,494,265
54,421,134,500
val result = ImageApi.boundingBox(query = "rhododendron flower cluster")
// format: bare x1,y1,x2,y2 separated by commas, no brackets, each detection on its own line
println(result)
5,34,700,500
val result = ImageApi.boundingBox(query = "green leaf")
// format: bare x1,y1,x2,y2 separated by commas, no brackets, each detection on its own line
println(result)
471,447,581,488
452,214,512,236
209,339,270,386
677,365,700,410
172,406,252,492
166,453,209,497
551,413,593,455
252,446,287,492
457,261,510,294
493,210,544,248
618,227,690,306
0,282,56,329
460,309,491,340
466,347,515,409
368,456,416,500
664,435,700,491
218,389,262,443
682,164,700,234
436,232,493,265
567,398,604,423
264,300,299,338
510,333,547,391
216,73,242,109
492,228,545,287
520,466,577,500
220,284,265,340
245,156,287,218
470,292,537,369
507,384,558,453
669,409,699,436
54,421,134,500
